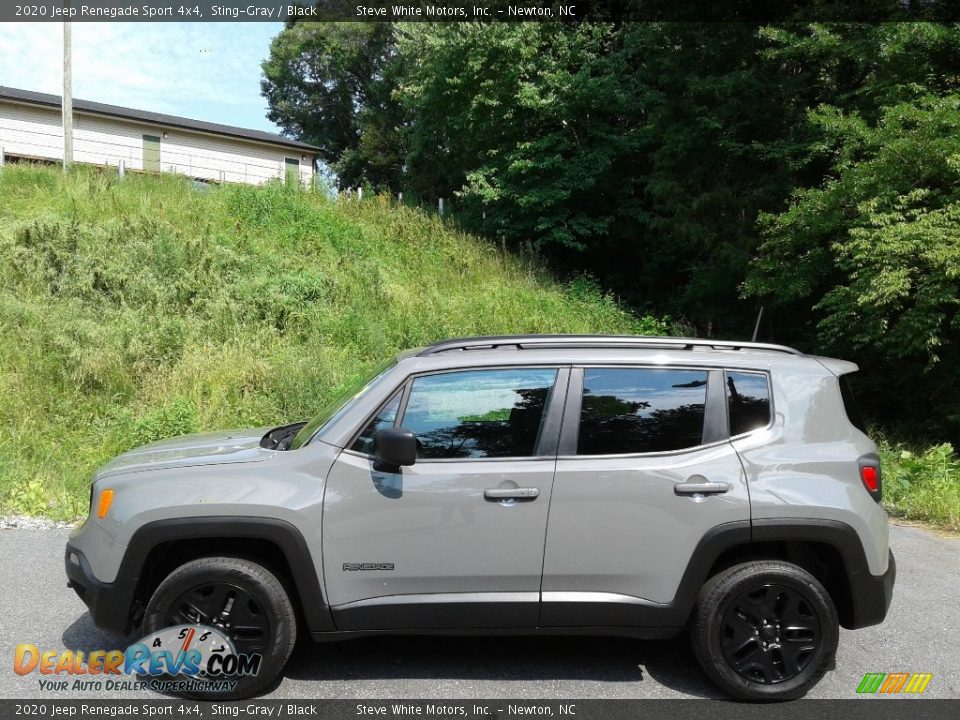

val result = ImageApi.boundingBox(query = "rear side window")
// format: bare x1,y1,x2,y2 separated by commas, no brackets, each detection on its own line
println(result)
726,371,771,436
577,368,708,455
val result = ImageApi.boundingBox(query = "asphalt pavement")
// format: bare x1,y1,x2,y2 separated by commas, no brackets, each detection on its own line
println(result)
1,523,957,700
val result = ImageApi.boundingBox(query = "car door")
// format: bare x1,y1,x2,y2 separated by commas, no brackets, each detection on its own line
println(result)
322,366,568,631
540,365,751,627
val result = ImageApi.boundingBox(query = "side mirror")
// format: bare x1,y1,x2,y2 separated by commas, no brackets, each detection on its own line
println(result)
373,428,417,471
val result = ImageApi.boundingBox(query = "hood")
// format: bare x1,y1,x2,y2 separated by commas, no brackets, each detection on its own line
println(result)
95,427,275,480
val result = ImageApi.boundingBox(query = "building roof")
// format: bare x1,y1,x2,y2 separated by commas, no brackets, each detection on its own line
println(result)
0,85,319,153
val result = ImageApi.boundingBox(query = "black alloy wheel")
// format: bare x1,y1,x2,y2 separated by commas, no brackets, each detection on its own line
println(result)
143,556,297,699
719,583,821,684
689,560,839,701
166,580,272,657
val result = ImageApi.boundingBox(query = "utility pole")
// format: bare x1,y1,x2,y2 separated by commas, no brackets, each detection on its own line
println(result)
62,8,73,169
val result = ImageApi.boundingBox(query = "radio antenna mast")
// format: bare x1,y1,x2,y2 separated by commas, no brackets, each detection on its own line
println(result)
751,306,765,343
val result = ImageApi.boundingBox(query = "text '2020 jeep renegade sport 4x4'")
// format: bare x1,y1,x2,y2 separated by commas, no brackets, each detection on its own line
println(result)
65,335,895,701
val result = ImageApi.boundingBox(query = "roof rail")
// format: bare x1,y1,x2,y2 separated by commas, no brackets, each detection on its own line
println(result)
417,335,804,357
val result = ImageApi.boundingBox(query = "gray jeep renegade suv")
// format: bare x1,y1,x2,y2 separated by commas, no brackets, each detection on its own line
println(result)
65,335,895,701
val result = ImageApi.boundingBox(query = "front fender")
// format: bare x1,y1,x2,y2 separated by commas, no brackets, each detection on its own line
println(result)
66,515,334,636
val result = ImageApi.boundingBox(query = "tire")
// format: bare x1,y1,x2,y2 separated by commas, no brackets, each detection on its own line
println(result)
689,560,839,701
142,556,297,700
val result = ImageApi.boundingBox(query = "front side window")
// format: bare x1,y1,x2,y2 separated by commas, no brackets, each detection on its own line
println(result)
401,368,558,459
726,371,771,435
577,368,708,455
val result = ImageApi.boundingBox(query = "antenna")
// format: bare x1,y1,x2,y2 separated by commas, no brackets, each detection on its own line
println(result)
751,306,764,343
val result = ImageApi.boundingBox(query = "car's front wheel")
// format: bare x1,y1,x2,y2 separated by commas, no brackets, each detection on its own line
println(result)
689,560,839,701
142,556,297,699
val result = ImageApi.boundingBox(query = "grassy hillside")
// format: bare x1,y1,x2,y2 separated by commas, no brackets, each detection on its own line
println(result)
0,166,662,519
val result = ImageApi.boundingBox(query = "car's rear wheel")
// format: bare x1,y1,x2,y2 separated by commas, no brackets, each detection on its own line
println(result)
142,556,296,699
689,560,839,701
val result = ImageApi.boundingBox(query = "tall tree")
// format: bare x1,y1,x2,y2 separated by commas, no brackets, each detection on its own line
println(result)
397,23,809,332
261,22,404,189
744,24,960,437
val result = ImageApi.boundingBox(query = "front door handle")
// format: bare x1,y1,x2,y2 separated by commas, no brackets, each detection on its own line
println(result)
484,487,540,501
674,481,730,496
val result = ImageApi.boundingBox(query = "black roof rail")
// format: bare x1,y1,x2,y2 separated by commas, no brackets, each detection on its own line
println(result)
416,335,804,357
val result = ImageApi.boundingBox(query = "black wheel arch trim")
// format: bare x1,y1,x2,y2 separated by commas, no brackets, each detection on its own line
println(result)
67,516,334,636
542,517,892,629
750,517,894,630
666,517,891,630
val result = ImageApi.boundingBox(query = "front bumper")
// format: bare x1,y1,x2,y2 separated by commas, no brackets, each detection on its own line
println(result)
65,543,136,636
847,549,896,629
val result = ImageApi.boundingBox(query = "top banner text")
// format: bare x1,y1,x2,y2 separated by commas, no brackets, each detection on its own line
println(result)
4,0,960,23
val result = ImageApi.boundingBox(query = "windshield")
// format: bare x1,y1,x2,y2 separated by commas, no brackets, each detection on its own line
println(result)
288,360,397,450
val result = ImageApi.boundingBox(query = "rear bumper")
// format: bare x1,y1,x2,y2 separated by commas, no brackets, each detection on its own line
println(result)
847,549,896,629
65,543,135,636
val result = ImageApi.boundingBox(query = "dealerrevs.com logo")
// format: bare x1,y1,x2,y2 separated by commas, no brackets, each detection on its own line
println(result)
13,625,261,693
856,672,933,695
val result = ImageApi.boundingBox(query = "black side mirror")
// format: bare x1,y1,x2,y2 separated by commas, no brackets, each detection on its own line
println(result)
373,428,417,471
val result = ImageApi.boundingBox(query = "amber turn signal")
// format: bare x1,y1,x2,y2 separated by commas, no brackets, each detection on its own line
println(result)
97,489,114,519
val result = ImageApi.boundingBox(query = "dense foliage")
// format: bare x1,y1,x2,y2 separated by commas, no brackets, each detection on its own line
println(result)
0,166,658,518
878,439,960,531
261,23,404,189
263,21,960,441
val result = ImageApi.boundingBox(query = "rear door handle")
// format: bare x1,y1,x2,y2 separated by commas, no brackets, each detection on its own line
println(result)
674,481,730,496
484,487,540,501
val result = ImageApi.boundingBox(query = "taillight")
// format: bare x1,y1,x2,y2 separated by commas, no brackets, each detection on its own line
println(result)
859,458,882,502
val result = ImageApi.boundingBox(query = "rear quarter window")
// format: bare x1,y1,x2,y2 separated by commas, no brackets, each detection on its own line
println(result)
726,371,771,436
839,375,867,433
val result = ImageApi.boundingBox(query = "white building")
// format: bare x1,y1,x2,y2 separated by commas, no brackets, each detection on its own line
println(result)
0,86,318,186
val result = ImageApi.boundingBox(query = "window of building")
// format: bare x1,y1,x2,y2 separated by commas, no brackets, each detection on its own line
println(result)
285,157,300,184
142,134,161,172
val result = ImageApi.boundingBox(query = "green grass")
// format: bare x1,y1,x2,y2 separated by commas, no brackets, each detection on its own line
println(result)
878,439,960,532
6,166,953,531
0,165,663,518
